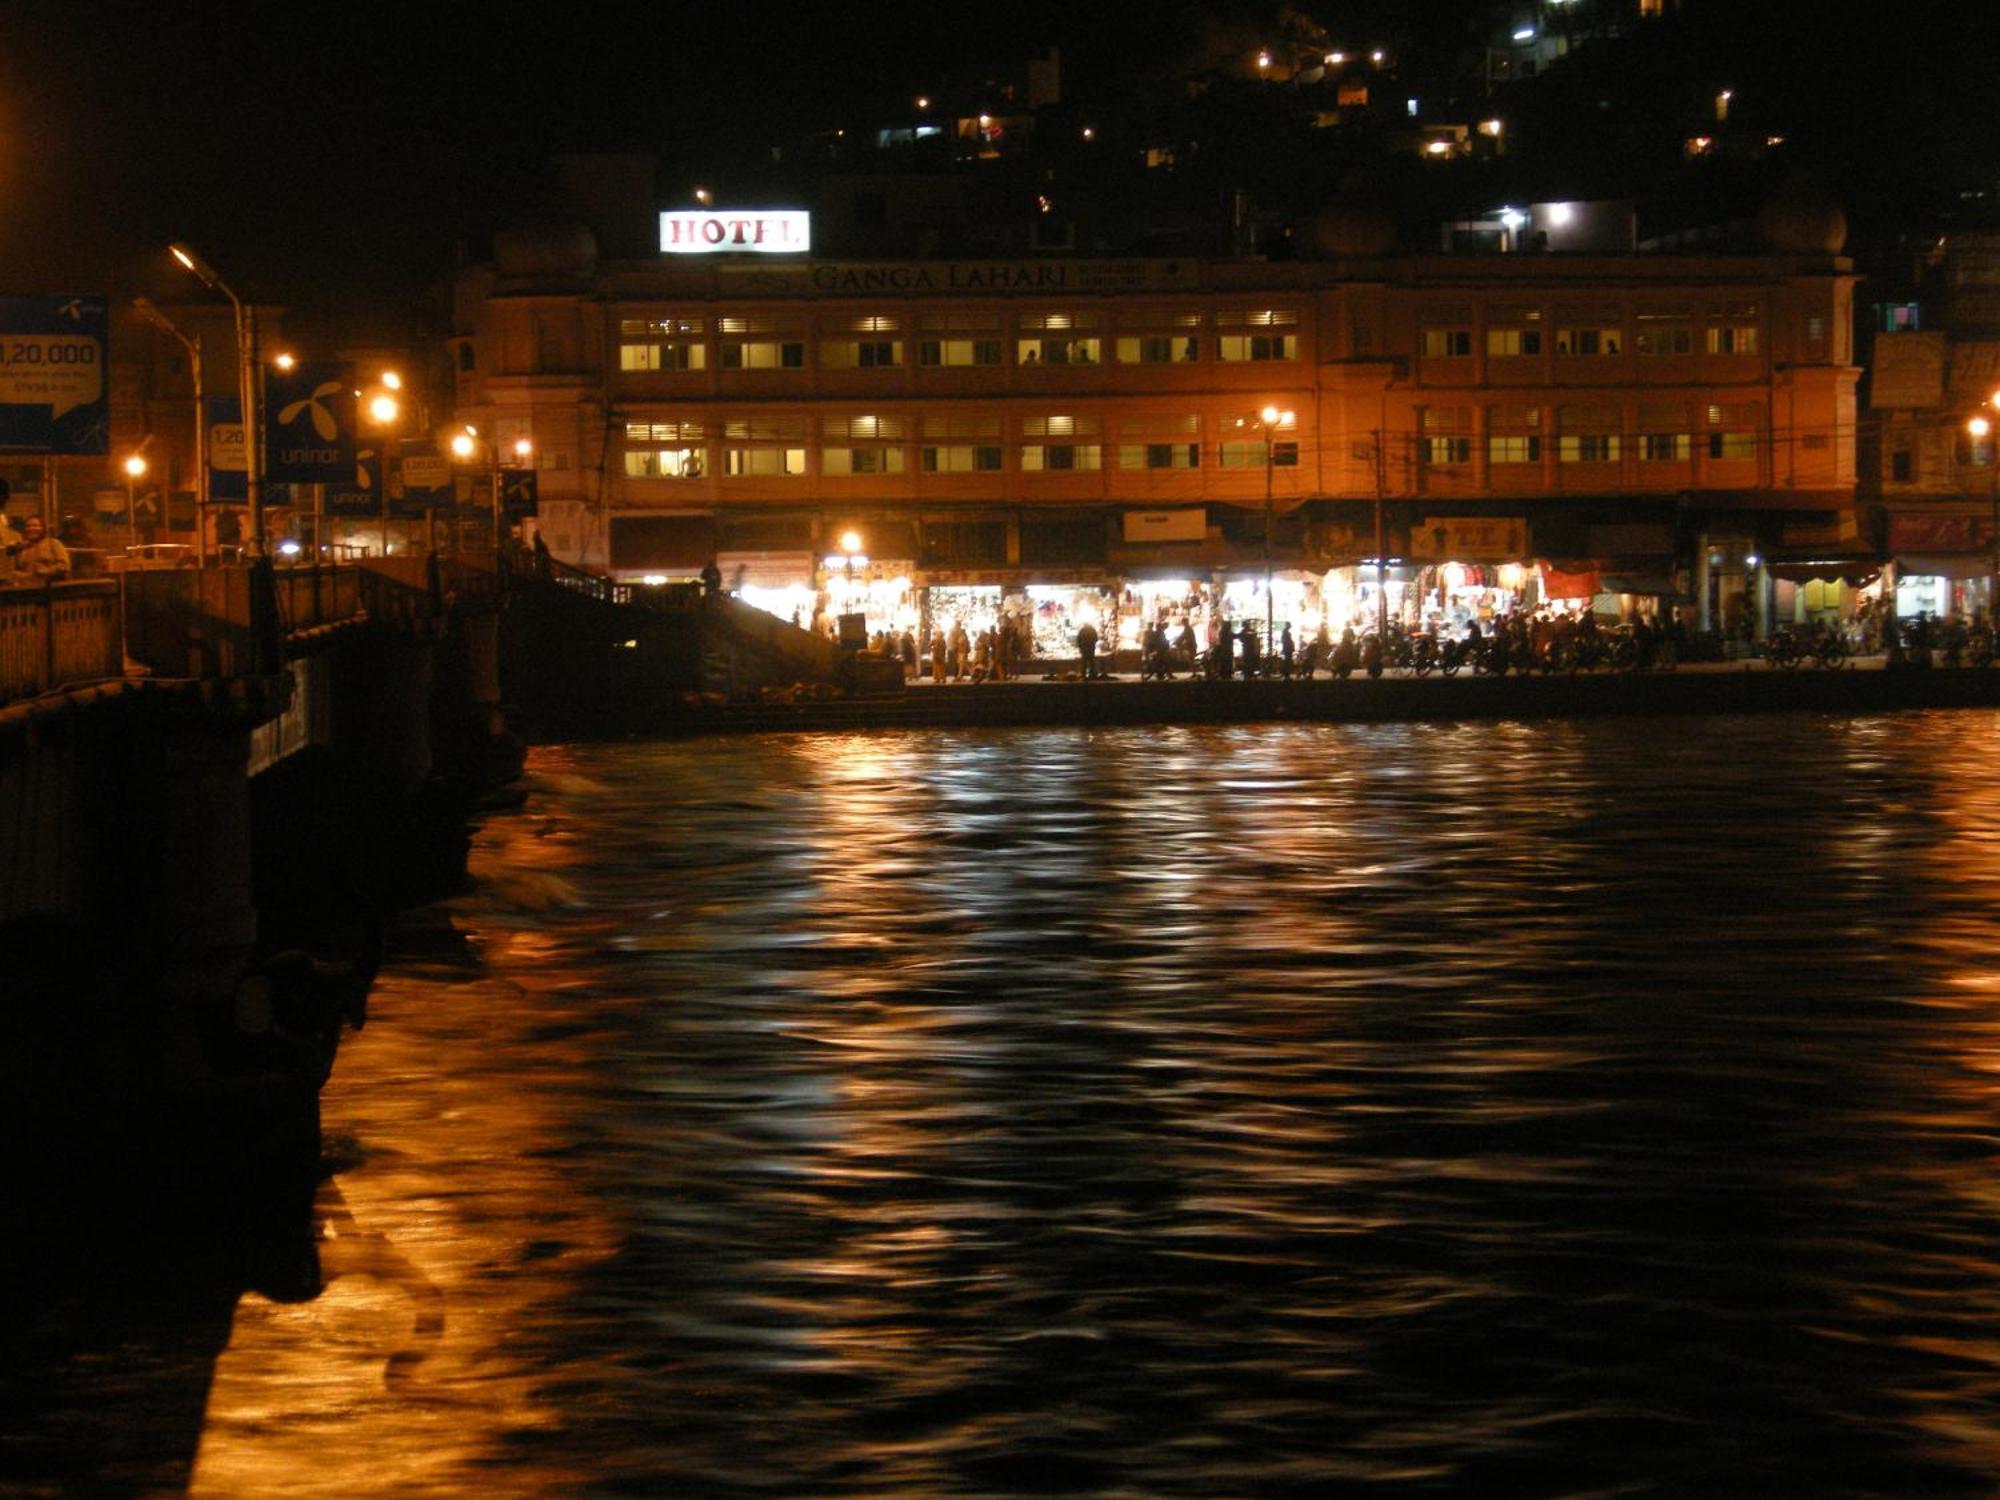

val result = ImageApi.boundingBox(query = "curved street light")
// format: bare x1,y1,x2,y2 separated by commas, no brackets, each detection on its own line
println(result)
168,243,265,558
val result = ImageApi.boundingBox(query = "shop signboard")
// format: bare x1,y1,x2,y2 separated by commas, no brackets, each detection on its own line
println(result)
1122,509,1207,543
263,362,356,482
1888,513,1989,553
1409,516,1527,562
0,296,109,455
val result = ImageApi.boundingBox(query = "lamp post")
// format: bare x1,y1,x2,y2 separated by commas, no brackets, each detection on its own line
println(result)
132,298,206,564
168,243,263,559
368,389,404,556
122,453,147,542
1972,414,1999,622
508,437,533,549
1257,404,1294,658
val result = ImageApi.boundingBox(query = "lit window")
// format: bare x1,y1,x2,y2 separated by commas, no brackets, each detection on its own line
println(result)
1485,328,1540,357
1640,433,1690,462
1559,434,1621,463
1555,326,1622,356
1423,328,1473,358
1488,435,1542,464
1707,325,1759,355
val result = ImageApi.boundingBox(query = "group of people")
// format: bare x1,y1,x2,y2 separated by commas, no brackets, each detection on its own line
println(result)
869,621,1025,682
0,514,72,583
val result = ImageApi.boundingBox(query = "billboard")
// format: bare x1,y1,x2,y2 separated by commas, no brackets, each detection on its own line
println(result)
263,361,356,482
0,296,109,454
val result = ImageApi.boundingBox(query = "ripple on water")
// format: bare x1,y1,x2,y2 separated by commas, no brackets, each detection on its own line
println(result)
163,715,2000,1494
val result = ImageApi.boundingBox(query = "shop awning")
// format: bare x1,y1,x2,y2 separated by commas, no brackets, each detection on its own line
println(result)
1539,561,1600,599
1599,573,1687,599
1895,553,1996,581
1766,555,1880,586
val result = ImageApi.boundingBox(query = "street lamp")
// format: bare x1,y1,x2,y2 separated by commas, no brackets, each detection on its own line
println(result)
168,242,265,558
132,297,206,563
1971,414,1997,620
1257,404,1294,659
123,453,147,541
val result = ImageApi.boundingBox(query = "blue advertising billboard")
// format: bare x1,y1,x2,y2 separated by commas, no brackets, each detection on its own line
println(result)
325,450,382,517
263,361,355,482
0,296,110,455
206,396,247,500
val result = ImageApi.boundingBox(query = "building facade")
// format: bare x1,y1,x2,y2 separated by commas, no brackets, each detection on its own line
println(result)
449,214,1857,649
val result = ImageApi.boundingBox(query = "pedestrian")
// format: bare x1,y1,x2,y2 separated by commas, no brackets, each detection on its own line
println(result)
949,620,970,681
699,556,722,595
930,625,948,682
1239,621,1261,678
1215,619,1235,679
9,516,70,582
1280,623,1295,678
899,628,918,680
1076,617,1100,678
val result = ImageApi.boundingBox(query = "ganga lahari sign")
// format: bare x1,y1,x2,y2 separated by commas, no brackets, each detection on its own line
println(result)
660,210,810,255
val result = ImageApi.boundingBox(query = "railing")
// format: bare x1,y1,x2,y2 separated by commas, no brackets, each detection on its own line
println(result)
0,581,122,707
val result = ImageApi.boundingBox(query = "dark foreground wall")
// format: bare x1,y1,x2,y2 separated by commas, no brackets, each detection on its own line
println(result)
634,667,2000,737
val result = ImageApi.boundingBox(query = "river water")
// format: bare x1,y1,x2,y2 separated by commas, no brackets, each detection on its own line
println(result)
18,715,2000,1495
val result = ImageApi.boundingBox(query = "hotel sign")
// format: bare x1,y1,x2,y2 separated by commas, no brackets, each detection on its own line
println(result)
660,210,810,255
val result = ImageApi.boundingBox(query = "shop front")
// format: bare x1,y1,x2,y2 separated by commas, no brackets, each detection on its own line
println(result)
723,549,817,627
1888,513,1995,620
821,551,918,638
1407,514,1532,630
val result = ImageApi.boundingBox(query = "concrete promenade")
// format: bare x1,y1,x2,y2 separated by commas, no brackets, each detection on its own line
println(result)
648,657,2000,737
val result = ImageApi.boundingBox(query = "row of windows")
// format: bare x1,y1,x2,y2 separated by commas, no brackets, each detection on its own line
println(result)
1422,324,1760,358
618,332,1299,372
624,440,1302,479
1425,433,1757,465
617,309,1295,338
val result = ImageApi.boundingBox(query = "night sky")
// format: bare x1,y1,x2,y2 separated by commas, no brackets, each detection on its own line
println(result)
2,1,1995,327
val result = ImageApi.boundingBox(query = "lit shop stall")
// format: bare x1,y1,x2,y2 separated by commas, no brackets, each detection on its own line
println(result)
924,583,1003,640
1405,516,1533,627
1025,584,1116,660
1113,578,1212,650
821,551,918,636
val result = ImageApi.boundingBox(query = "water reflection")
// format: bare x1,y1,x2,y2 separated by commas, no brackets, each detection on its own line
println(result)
18,714,2000,1495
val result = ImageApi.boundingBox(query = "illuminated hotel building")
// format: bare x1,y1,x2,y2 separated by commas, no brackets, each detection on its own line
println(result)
449,199,1858,640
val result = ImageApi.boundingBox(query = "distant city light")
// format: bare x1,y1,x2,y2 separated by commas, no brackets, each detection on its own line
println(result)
450,433,476,458
123,454,147,478
1425,140,1452,156
1407,98,1419,116
1547,202,1575,225
1257,49,1271,70
1500,209,1526,230
514,437,533,459
382,370,402,390
1081,125,1095,140
915,95,931,110
369,394,399,425
273,352,296,371
277,539,302,558
1513,26,1536,41
1326,50,1344,64
1478,118,1504,136
1370,48,1385,62
693,186,713,205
